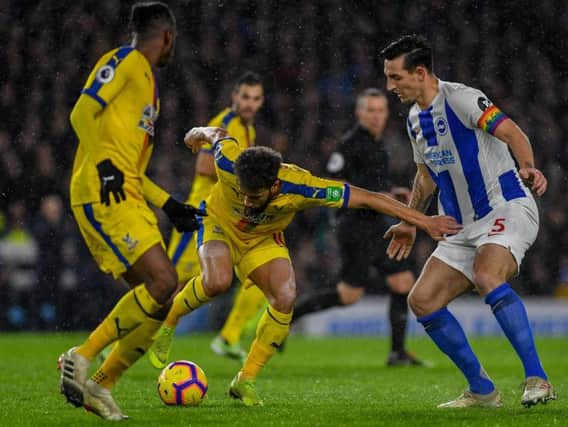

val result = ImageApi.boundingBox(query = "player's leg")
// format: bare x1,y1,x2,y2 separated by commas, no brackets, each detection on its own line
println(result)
384,270,423,366
60,203,172,418
212,280,266,361
229,257,295,406
473,244,555,406
409,256,501,407
473,198,554,406
229,237,294,406
149,239,234,367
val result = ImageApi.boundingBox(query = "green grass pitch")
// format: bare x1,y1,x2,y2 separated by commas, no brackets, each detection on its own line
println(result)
0,333,565,426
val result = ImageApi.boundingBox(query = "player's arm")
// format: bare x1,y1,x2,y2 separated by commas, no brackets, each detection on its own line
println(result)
383,164,438,261
491,119,547,196
195,151,217,180
347,181,458,242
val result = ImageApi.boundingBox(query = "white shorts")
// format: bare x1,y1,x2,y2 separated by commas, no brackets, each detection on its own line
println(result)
431,196,539,283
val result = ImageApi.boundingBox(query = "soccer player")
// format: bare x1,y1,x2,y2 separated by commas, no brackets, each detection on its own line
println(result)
59,3,204,420
169,125,461,406
292,88,424,366
381,34,555,408
149,72,266,368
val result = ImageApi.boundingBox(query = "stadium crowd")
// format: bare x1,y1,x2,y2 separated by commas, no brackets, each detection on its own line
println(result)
1,0,567,330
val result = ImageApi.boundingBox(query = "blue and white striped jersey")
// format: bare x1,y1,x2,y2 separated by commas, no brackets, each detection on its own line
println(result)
407,80,531,225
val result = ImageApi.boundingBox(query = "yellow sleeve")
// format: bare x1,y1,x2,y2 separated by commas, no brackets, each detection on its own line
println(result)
81,46,137,108
142,175,170,208
69,47,138,164
69,94,106,163
280,165,351,210
211,137,242,177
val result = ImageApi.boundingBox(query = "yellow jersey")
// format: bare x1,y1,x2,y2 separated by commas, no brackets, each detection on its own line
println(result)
186,108,255,207
206,137,350,243
70,46,159,205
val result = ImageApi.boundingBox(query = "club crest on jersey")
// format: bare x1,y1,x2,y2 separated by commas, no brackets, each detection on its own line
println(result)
435,117,448,136
96,65,115,84
138,105,158,136
122,233,138,251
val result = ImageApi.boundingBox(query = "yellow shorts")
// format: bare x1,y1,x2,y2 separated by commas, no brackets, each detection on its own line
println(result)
167,229,201,283
197,214,290,284
72,201,164,279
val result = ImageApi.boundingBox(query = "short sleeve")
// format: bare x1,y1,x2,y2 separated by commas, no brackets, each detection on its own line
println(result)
280,165,351,210
81,47,136,108
447,87,508,135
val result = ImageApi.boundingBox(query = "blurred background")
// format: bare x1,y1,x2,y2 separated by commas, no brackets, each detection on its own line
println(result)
1,0,567,332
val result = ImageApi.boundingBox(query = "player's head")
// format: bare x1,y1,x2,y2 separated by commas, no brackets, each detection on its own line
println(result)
232,72,264,123
381,34,434,104
355,88,389,138
234,146,282,217
130,2,176,68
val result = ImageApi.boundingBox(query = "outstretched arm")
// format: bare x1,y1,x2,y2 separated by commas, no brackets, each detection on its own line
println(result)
493,119,547,196
347,179,459,241
383,164,438,260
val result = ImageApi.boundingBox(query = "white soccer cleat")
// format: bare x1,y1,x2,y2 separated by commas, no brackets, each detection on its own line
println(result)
521,377,556,408
59,346,91,407
437,389,503,408
83,380,128,421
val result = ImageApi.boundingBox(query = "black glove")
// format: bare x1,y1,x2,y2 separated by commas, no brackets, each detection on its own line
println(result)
163,197,207,232
97,159,126,206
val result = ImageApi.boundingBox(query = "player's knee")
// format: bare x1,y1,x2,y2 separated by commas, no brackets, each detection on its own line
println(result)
338,285,364,305
271,279,296,313
407,288,431,318
472,270,502,295
148,264,178,304
202,268,233,297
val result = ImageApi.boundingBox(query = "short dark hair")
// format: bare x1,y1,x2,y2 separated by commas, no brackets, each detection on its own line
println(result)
234,71,263,90
380,34,433,72
129,2,175,37
234,146,282,191
356,87,386,108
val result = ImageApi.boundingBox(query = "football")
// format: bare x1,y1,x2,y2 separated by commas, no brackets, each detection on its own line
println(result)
157,360,208,406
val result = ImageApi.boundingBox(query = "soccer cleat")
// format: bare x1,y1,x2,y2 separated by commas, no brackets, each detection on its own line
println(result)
521,377,556,408
386,350,431,367
210,335,247,363
59,346,91,407
148,325,174,369
228,371,264,407
83,379,128,420
437,389,503,408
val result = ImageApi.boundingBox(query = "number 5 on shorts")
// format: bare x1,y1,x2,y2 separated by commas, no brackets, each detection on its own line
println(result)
489,218,506,236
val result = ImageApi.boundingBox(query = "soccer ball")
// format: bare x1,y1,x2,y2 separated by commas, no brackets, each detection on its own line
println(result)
157,360,208,406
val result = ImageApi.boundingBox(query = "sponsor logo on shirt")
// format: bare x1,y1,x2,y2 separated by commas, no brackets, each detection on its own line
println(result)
425,149,456,166
138,105,158,136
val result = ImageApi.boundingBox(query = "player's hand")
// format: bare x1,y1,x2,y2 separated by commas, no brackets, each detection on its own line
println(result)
162,197,207,232
96,159,126,206
184,127,227,153
384,222,417,261
519,168,547,197
423,215,462,241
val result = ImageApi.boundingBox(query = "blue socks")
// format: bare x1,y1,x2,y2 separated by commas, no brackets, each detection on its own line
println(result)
485,283,547,379
418,308,495,394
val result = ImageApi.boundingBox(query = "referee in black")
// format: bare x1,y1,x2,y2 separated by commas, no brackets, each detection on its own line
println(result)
293,88,424,366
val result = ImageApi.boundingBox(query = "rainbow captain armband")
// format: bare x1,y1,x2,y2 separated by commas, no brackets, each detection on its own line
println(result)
477,105,507,135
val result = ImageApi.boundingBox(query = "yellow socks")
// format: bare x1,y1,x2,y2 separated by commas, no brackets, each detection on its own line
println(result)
220,282,266,345
91,316,162,389
164,276,210,328
76,285,162,361
241,305,292,379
